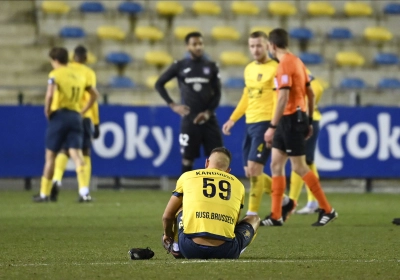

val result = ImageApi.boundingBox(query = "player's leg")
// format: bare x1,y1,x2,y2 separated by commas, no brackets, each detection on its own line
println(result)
180,118,201,173
50,149,69,202
34,149,58,202
81,118,93,192
202,115,224,158
233,215,260,258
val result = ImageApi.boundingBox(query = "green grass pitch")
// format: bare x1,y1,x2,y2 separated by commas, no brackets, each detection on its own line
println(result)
0,190,399,279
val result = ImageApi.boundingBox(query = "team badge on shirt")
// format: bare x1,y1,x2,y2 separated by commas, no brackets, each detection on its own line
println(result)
203,67,210,75
257,74,262,81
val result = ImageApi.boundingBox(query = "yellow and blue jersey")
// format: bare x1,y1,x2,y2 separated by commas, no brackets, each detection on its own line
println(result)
306,69,324,121
229,60,278,124
173,169,245,241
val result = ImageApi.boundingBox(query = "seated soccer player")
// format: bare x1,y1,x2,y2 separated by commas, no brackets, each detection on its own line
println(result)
162,147,260,259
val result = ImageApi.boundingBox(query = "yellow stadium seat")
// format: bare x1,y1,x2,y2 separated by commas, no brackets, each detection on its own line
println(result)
307,2,335,16
146,75,176,90
42,1,70,14
336,51,365,67
97,26,126,41
69,52,97,65
220,51,249,66
135,26,164,41
156,1,184,16
174,26,200,40
268,2,297,16
364,27,393,42
145,51,173,67
250,26,273,36
212,26,240,41
344,2,372,17
192,1,221,15
231,1,260,15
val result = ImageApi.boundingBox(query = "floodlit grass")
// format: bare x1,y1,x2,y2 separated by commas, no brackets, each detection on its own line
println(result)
0,190,399,279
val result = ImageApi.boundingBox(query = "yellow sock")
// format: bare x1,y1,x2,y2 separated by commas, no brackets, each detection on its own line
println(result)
248,173,270,214
83,156,92,187
40,177,53,196
76,165,86,189
53,153,69,182
289,170,304,202
262,173,272,195
306,163,318,202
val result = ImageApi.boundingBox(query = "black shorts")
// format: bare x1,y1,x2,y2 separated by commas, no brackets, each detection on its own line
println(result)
176,212,255,259
305,121,319,165
82,118,93,150
46,109,83,152
243,121,271,166
272,111,309,156
179,115,223,160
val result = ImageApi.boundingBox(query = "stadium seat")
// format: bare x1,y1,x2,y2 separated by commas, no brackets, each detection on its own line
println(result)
377,78,400,89
289,27,314,41
328,27,353,40
79,2,105,13
106,52,132,66
212,26,240,41
231,1,260,16
220,51,249,66
118,2,144,14
135,26,164,42
174,26,200,40
307,2,335,16
364,27,393,42
336,51,365,67
192,1,221,16
373,53,399,66
250,26,272,35
383,3,400,15
97,26,126,41
146,75,175,90
156,1,184,16
69,51,97,64
340,77,367,89
268,2,297,16
145,51,173,67
344,2,372,17
42,1,70,14
299,52,324,65
59,27,86,39
109,76,135,88
224,77,245,89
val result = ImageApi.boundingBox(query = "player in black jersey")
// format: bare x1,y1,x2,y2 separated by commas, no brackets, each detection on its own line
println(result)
155,32,223,173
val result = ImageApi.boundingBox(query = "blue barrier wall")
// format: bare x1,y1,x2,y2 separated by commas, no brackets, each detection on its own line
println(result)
0,105,399,178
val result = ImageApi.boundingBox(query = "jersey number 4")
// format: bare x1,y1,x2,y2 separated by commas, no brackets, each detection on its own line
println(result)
203,178,231,200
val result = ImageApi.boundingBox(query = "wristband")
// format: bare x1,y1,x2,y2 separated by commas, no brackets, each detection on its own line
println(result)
269,123,277,129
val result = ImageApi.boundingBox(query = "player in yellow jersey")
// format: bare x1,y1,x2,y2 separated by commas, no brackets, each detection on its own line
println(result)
50,46,101,202
289,70,324,214
222,31,296,222
162,147,260,259
33,47,98,202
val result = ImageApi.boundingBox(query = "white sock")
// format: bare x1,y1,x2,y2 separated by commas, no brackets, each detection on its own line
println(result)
246,211,258,216
173,242,179,252
52,180,62,187
307,201,318,208
79,187,89,196
282,195,290,206
40,193,47,198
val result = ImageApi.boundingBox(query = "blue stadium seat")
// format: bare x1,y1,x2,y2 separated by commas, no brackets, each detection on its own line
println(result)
299,52,324,65
106,52,132,66
80,1,105,13
59,27,86,39
327,27,353,40
377,78,400,89
118,2,144,14
340,78,367,89
374,53,399,66
109,76,135,88
289,27,314,40
383,3,400,15
224,77,245,89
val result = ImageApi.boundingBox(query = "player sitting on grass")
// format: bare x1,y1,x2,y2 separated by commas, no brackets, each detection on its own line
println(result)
162,147,260,259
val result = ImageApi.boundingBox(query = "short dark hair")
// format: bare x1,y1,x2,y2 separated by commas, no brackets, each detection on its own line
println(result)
249,31,268,40
268,28,289,49
74,45,88,63
185,32,202,44
210,147,232,163
49,47,69,64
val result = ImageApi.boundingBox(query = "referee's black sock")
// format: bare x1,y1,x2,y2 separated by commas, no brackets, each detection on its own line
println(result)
181,164,193,174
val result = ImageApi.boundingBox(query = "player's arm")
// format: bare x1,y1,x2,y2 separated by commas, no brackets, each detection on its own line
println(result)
222,88,248,135
155,61,189,116
162,195,182,238
81,86,99,115
44,77,56,119
270,88,289,127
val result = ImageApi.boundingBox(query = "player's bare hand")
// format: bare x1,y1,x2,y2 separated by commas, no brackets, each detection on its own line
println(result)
193,111,210,125
264,127,275,148
305,125,313,140
44,109,51,120
162,234,174,251
171,104,190,117
222,120,235,135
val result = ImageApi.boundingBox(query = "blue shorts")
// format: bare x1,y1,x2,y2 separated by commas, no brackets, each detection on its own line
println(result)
242,121,271,166
46,109,83,152
305,121,320,165
176,212,255,259
61,117,93,150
